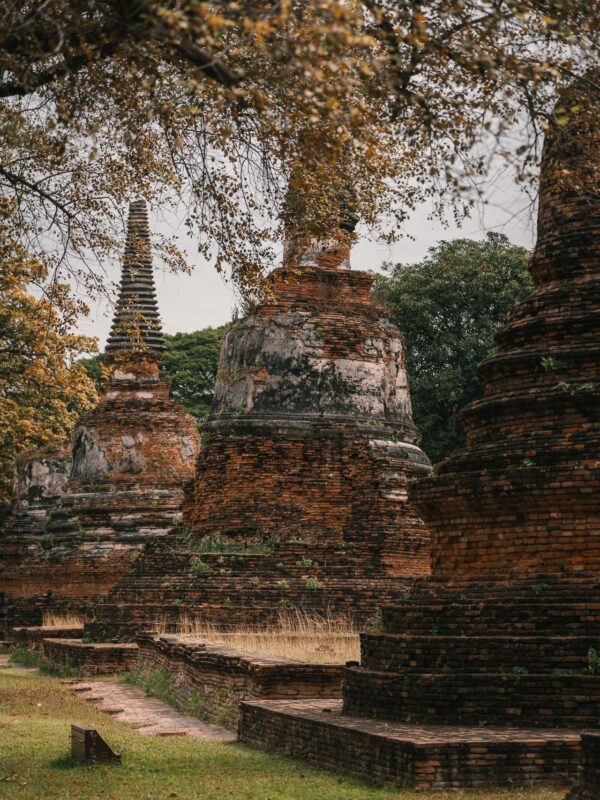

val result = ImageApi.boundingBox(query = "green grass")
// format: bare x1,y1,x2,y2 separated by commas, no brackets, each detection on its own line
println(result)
9,647,77,678
0,669,564,800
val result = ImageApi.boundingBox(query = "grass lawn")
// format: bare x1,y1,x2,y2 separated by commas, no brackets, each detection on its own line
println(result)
0,670,565,800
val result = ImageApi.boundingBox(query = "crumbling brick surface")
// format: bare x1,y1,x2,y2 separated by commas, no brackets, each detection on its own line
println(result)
239,699,582,789
41,638,138,676
564,735,600,800
135,633,342,728
340,78,600,736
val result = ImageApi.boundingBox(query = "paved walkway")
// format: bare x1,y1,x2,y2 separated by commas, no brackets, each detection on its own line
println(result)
70,680,236,741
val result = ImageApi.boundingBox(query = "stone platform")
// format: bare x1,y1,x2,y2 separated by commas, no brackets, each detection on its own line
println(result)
12,625,84,649
239,699,583,790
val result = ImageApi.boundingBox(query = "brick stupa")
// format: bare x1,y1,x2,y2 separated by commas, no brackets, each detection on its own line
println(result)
238,76,600,789
0,200,200,629
344,74,600,729
85,214,432,638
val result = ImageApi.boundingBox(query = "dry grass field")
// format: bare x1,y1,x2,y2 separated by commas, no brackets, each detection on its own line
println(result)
157,609,361,663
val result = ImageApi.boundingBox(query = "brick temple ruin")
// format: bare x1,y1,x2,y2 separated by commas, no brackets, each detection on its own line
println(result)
0,200,200,631
238,76,600,788
83,211,432,639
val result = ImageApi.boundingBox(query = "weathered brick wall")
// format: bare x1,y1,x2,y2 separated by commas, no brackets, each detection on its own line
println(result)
41,638,138,676
565,734,600,800
85,534,417,640
239,700,581,789
12,626,83,649
187,433,429,575
69,354,199,494
136,633,342,728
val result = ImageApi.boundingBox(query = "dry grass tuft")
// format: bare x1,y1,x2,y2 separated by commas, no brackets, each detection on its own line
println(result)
155,609,360,664
41,612,84,628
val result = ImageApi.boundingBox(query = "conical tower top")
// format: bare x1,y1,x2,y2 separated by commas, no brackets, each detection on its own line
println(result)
105,199,165,357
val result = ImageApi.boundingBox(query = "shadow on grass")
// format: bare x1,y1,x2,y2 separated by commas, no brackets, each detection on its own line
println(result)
48,755,123,770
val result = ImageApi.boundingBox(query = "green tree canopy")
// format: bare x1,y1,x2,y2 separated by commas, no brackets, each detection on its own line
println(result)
160,326,228,421
81,325,228,422
374,232,532,464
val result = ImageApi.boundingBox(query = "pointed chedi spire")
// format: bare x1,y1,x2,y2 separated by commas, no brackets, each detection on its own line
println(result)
105,199,165,357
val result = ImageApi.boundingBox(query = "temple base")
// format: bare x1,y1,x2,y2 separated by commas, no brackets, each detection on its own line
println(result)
239,699,583,789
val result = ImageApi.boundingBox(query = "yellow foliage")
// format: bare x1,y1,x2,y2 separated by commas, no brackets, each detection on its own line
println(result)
0,203,98,509
0,1,597,304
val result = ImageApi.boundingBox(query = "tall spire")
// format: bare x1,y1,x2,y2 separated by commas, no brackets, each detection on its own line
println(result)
105,199,165,357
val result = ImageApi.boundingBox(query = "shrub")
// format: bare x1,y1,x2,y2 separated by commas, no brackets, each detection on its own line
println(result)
190,557,212,576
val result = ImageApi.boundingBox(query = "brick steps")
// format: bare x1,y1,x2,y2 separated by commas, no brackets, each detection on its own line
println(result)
381,600,600,636
344,666,600,728
360,633,599,674
238,699,583,789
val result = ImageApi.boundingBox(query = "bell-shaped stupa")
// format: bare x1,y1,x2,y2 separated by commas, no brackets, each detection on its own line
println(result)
85,199,432,639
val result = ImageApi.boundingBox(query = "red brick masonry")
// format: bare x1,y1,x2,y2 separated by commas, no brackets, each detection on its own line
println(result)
239,699,583,790
135,633,342,729
88,258,432,638
565,734,600,800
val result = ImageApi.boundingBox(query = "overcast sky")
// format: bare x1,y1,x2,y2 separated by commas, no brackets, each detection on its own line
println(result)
77,175,537,350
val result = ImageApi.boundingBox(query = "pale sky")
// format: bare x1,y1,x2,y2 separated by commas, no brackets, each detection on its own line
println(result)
77,175,537,349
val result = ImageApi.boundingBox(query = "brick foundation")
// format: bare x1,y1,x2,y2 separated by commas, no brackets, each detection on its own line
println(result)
239,699,582,789
11,626,83,649
565,734,600,800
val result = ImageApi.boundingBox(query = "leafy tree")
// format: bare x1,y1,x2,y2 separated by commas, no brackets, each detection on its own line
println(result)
81,326,227,422
160,326,228,421
374,233,532,464
0,2,597,301
0,202,98,511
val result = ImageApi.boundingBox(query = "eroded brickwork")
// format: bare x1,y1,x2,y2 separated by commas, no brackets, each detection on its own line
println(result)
136,634,342,728
565,735,600,800
41,638,139,676
341,77,600,731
